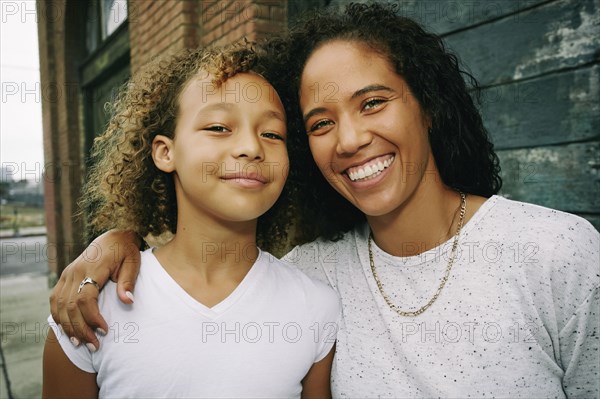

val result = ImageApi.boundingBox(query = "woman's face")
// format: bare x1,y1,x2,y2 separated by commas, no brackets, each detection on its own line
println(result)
299,40,439,218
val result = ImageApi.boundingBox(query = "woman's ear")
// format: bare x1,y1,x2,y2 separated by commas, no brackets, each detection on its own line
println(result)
152,135,175,172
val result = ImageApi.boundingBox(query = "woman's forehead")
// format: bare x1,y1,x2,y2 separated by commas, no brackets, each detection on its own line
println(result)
299,41,399,99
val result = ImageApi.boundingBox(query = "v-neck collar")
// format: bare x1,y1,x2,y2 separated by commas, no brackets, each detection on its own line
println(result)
146,248,267,319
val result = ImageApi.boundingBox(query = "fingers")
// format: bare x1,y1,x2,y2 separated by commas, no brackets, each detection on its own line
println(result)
52,254,110,349
51,229,140,350
65,254,112,350
49,267,68,326
69,281,106,352
115,241,142,304
55,264,79,339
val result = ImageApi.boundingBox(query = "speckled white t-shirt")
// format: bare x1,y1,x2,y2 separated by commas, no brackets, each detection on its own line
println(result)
283,195,599,398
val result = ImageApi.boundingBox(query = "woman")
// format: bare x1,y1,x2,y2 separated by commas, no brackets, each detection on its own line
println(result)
50,3,598,397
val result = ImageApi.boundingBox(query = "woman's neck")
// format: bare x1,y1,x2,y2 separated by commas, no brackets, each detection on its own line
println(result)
367,184,485,257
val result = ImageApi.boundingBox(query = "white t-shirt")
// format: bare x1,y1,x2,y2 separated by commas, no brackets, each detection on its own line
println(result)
284,195,599,398
49,249,340,398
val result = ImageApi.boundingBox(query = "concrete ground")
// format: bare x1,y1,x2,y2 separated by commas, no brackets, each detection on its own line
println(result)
1,236,49,399
0,273,49,399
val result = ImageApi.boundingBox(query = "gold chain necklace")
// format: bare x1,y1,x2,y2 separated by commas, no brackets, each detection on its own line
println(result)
368,192,467,317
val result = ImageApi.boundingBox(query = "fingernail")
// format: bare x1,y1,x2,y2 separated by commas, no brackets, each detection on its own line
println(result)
70,337,80,347
96,328,107,336
86,343,98,353
125,291,134,302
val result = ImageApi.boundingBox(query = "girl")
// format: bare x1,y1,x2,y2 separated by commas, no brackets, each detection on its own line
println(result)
42,43,339,398
51,3,598,398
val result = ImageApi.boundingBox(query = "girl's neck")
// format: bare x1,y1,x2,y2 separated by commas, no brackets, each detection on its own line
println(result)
153,210,259,308
157,211,259,281
367,182,483,257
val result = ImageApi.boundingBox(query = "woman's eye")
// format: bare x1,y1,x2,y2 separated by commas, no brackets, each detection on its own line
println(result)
262,132,285,141
308,119,333,133
363,98,386,111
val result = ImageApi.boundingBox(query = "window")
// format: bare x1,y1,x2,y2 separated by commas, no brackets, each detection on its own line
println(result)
102,0,128,39
86,0,128,54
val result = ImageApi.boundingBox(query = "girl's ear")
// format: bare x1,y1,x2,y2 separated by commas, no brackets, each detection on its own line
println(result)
152,135,175,172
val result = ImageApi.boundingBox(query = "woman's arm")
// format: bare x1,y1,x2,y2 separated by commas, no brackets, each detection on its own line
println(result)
49,230,141,350
42,329,98,398
301,345,335,399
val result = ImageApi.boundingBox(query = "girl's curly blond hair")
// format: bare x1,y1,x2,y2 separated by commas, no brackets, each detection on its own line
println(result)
81,43,295,254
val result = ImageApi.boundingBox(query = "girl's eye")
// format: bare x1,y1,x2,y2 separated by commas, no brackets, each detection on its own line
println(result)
308,119,333,134
261,132,285,141
363,98,386,111
204,125,229,133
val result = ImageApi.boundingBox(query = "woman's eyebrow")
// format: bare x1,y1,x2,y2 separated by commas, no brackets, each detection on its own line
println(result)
303,107,327,124
302,84,395,123
351,84,394,99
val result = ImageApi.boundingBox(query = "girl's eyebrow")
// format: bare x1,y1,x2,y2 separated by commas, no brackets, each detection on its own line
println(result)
197,103,234,113
263,109,286,122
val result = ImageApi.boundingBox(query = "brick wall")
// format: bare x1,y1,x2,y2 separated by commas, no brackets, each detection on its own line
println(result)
36,0,88,278
128,0,287,73
128,0,201,74
200,0,287,46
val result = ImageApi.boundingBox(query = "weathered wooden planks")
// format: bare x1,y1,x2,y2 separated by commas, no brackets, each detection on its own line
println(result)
498,142,599,213
414,0,551,34
444,0,599,86
481,64,599,149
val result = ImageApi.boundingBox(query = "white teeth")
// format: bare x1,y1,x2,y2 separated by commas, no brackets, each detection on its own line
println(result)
347,155,394,182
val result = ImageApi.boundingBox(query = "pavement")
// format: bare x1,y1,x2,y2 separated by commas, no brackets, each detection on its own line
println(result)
1,235,49,399
0,227,47,239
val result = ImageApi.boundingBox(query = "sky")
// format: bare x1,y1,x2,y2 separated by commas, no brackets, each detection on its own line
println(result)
0,1,44,182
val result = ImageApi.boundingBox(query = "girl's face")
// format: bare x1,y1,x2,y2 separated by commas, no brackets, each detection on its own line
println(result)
153,72,288,225
299,40,439,218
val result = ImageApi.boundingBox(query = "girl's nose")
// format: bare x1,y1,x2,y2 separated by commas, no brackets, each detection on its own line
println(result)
233,128,264,160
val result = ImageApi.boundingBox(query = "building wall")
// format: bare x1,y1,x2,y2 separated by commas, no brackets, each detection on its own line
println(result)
37,0,89,279
127,0,287,74
128,0,200,74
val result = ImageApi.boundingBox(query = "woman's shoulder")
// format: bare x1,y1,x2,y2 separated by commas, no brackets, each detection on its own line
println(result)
279,226,364,285
261,250,336,291
258,250,341,313
282,226,363,264
483,195,598,239
485,195,598,281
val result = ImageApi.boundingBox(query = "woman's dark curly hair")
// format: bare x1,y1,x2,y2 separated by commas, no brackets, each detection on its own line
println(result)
261,2,502,243
81,43,296,254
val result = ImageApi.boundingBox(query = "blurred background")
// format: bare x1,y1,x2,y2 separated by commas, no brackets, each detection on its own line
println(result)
1,0,598,397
